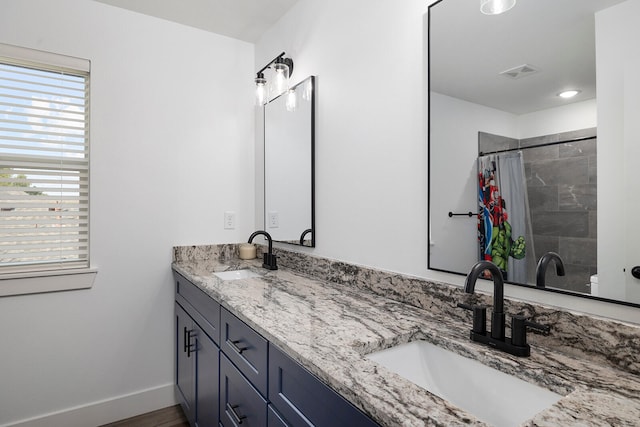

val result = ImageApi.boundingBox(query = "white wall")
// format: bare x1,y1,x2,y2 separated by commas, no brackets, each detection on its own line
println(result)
516,99,597,139
0,1,254,425
256,0,432,276
596,0,640,302
429,92,517,273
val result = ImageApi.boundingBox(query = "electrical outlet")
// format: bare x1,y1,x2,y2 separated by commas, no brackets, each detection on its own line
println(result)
268,211,279,228
224,211,236,229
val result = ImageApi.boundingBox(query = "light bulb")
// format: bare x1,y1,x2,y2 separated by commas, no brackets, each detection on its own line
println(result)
285,89,297,112
271,61,290,96
480,0,516,15
558,89,580,99
255,74,267,106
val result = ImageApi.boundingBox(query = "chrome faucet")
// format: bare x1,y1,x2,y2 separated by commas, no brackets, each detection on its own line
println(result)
536,252,565,288
458,261,549,357
248,230,278,270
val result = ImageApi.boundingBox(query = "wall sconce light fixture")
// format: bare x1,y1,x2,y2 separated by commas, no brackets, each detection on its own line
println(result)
255,52,294,106
480,0,516,15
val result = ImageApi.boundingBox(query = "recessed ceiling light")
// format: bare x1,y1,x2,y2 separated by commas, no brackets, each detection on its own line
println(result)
480,0,517,15
558,90,581,99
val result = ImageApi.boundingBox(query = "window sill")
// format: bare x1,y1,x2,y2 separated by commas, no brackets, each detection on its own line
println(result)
0,268,98,297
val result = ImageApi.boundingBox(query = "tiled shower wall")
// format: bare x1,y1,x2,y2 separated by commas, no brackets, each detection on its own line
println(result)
479,128,597,293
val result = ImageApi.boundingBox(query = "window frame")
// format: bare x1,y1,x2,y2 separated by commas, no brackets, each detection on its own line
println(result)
0,43,96,296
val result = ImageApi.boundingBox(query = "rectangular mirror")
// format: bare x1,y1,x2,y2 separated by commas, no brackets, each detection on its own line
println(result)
428,0,640,306
263,76,315,247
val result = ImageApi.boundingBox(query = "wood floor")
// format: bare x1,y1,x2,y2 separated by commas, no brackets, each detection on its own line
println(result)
98,405,189,427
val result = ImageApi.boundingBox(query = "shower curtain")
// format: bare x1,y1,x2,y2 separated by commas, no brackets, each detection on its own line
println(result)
477,152,531,283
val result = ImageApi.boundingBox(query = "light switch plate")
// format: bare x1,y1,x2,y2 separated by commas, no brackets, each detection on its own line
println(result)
224,211,236,229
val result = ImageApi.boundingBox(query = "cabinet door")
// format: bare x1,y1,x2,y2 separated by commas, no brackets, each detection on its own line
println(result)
195,324,219,427
220,354,267,427
176,303,196,425
269,344,379,427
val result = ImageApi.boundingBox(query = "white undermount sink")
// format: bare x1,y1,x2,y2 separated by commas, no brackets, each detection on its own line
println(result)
213,269,261,281
366,340,563,427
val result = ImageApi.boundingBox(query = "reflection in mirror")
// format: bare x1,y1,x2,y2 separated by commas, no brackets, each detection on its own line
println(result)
264,76,315,247
428,0,640,306
477,129,597,293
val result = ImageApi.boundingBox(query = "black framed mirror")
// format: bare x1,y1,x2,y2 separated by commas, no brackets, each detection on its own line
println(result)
263,76,315,247
428,0,640,307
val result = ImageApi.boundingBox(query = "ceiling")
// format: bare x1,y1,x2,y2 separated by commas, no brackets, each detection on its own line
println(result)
430,0,626,115
93,0,300,43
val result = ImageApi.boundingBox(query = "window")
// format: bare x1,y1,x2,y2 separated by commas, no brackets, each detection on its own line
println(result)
0,43,93,290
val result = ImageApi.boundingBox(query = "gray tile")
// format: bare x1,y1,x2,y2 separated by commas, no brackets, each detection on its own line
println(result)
558,184,597,211
531,211,590,237
527,157,589,186
559,138,596,158
545,263,592,293
522,145,559,163
558,237,597,266
557,127,597,140
533,235,559,259
589,210,597,238
588,155,597,184
527,185,558,212
520,134,560,148
478,132,518,154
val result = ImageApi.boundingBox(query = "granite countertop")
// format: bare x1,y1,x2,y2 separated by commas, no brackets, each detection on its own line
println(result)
172,258,640,426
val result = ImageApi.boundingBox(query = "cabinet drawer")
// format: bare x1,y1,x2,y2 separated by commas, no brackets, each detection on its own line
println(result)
220,353,267,427
269,344,379,427
175,271,220,345
221,307,268,396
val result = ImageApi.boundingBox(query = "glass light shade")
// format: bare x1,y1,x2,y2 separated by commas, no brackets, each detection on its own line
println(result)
480,0,516,15
255,75,267,106
285,89,297,112
271,62,290,96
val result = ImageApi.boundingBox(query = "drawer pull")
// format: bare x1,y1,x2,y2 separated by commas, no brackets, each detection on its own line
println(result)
229,339,247,355
183,327,188,353
185,329,197,358
226,403,247,424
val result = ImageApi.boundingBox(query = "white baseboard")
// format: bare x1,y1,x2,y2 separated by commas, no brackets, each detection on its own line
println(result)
2,383,177,427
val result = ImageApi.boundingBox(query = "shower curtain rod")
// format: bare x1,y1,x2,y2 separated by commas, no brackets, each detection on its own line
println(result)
479,135,596,156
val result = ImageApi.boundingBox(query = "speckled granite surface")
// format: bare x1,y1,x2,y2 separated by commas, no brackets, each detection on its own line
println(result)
173,244,640,426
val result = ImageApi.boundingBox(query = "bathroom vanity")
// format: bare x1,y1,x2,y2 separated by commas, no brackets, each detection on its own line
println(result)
173,244,640,426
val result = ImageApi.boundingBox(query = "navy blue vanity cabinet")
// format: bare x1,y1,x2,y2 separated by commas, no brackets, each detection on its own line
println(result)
174,272,221,427
220,353,267,426
220,307,268,396
268,344,380,427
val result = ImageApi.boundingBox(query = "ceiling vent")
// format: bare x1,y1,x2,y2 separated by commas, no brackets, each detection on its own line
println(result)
499,64,540,79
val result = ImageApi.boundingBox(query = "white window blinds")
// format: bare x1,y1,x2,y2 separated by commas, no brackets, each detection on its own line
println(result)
0,44,90,274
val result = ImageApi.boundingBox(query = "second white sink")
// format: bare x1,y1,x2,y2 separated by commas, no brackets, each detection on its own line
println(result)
213,270,261,281
366,340,563,427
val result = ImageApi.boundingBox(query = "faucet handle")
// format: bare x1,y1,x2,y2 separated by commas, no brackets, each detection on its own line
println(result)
511,315,550,347
457,303,487,335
